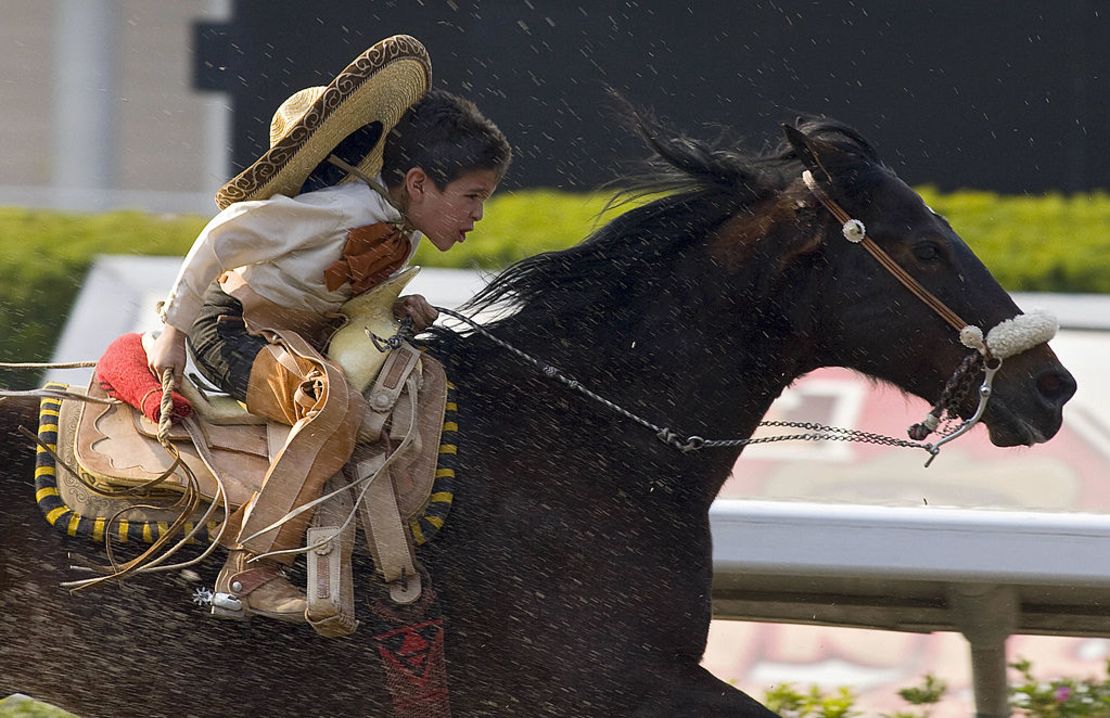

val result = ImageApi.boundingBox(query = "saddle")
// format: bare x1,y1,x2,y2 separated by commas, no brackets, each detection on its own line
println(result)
51,268,451,636
65,352,445,520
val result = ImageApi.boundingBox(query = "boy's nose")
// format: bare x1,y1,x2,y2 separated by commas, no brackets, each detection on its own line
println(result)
471,204,484,221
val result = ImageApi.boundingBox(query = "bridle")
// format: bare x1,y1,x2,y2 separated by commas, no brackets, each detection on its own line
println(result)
800,169,1057,464
429,168,1058,467
802,171,971,334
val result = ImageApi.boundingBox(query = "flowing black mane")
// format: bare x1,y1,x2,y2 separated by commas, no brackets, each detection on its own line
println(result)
426,111,885,364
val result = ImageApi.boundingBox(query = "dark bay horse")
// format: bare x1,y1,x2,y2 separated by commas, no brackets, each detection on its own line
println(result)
0,114,1075,717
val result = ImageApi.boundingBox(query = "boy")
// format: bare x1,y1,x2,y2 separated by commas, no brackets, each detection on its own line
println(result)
147,35,511,623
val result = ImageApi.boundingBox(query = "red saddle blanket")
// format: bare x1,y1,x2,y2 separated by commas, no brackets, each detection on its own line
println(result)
96,332,192,424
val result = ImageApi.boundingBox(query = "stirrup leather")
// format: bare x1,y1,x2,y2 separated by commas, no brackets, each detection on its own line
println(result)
305,474,359,637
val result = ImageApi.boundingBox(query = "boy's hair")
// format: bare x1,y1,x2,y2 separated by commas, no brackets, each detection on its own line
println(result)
381,89,512,189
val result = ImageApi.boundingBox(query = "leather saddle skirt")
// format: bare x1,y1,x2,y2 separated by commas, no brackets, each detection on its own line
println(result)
58,355,449,524
68,379,274,510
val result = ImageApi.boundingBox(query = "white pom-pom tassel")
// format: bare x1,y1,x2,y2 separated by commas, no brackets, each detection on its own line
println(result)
842,219,866,243
986,309,1058,359
959,325,985,353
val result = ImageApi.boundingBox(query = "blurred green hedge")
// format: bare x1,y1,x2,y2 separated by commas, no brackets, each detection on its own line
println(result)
0,188,1107,377
916,187,1110,294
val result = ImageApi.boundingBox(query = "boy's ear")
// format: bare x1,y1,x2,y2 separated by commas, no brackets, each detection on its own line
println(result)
403,167,428,198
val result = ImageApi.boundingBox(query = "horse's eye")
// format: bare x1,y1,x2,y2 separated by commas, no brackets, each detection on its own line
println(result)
913,242,940,261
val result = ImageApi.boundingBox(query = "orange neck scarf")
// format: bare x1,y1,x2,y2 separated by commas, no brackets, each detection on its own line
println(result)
324,222,411,295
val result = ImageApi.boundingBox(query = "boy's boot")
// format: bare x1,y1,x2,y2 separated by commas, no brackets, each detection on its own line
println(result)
211,341,364,623
212,548,307,623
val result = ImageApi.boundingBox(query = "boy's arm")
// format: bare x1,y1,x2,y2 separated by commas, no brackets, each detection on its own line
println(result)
160,195,345,332
147,325,188,386
394,294,439,332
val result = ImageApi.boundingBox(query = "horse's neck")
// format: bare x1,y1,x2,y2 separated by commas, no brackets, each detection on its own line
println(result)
627,314,805,442
466,297,808,493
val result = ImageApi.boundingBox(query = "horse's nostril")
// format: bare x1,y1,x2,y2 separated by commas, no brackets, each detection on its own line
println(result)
1036,369,1077,406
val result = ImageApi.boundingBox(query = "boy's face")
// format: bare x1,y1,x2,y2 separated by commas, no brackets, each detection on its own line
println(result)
404,168,500,252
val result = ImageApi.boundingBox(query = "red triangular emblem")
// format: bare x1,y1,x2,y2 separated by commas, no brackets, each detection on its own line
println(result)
374,619,445,685
398,630,429,657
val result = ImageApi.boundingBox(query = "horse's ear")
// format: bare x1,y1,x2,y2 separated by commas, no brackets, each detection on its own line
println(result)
781,124,833,185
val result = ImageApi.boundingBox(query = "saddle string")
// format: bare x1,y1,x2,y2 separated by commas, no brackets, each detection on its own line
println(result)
108,372,230,575
62,467,202,590
14,423,204,585
61,371,230,590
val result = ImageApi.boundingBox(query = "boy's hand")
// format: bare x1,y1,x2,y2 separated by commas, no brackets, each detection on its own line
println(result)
148,325,187,387
393,294,439,332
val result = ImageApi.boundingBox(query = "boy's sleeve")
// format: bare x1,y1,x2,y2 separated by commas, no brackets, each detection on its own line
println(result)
159,194,343,331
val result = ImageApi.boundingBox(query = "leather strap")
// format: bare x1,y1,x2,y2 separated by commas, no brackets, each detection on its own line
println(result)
802,170,970,334
226,562,285,597
352,378,423,604
360,450,421,604
305,473,358,637
355,460,415,581
389,361,422,451
360,342,423,443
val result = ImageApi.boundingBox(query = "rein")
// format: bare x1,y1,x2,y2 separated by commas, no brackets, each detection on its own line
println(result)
437,306,936,459
434,172,1058,466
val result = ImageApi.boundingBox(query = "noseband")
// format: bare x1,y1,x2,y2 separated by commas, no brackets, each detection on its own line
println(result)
801,170,1058,463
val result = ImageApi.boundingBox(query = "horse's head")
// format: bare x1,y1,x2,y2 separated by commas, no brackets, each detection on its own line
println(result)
780,123,1075,447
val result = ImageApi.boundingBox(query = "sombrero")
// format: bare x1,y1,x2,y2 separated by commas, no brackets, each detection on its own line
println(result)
214,35,431,210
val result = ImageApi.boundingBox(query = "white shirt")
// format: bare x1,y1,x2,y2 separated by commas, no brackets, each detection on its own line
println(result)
160,181,419,331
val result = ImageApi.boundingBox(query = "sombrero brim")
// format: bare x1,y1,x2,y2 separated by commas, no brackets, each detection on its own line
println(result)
215,35,431,210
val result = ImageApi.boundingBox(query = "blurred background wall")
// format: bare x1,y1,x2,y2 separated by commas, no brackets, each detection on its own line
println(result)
0,0,229,213
1,1,1107,215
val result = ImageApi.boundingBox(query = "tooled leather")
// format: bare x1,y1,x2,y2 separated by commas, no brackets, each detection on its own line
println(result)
72,380,265,508
361,344,423,440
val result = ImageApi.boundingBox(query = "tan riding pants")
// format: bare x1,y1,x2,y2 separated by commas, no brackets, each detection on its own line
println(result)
236,336,364,564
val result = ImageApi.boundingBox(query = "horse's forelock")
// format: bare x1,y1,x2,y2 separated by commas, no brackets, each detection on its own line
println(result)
789,117,883,165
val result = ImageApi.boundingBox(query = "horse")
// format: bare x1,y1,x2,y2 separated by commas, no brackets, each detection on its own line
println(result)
0,111,1075,717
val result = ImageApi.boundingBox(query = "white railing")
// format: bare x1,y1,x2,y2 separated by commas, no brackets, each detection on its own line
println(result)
710,500,1110,716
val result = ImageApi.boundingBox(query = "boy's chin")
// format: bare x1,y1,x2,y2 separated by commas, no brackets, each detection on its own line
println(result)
428,235,459,252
